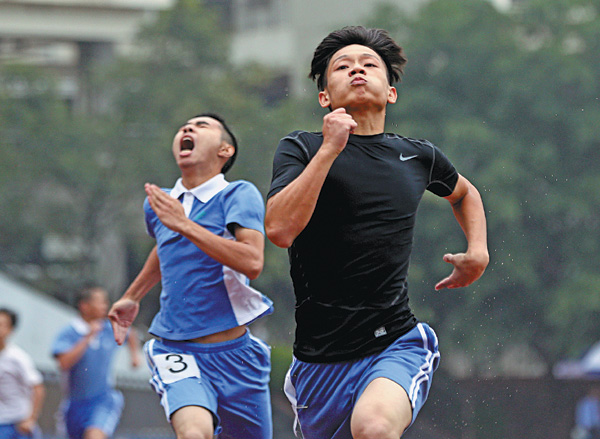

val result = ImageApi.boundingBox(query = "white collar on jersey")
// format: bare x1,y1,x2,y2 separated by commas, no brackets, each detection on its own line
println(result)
71,316,92,335
169,173,229,203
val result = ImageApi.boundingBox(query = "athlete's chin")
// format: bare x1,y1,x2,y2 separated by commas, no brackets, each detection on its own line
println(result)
341,93,385,107
175,157,197,169
344,99,387,113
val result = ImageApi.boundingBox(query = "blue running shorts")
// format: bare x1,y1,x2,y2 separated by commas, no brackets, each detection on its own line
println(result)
284,322,440,439
0,424,42,439
144,330,272,439
63,390,124,439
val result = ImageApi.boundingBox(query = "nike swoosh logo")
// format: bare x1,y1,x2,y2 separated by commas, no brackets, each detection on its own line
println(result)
399,154,418,161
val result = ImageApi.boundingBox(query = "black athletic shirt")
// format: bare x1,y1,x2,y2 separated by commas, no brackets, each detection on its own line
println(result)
268,131,459,363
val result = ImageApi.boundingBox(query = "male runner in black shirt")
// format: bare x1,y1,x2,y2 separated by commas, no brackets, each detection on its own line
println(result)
266,26,489,439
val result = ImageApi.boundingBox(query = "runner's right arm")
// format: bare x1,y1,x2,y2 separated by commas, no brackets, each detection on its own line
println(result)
266,108,356,248
108,246,161,345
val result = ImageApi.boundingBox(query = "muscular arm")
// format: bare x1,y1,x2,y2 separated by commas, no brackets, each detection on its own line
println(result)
265,148,338,248
265,108,357,248
176,216,264,280
435,174,489,290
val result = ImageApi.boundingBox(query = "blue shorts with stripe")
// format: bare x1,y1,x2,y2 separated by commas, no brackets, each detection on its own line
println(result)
144,330,272,439
284,322,440,439
62,390,124,439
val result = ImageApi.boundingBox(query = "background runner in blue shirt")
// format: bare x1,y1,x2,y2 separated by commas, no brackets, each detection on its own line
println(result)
108,113,274,439
266,26,489,439
52,287,140,439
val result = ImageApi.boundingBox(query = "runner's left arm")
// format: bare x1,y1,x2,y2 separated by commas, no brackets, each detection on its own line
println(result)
435,174,489,290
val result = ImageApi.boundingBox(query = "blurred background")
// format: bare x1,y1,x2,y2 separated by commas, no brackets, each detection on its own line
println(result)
1,0,599,438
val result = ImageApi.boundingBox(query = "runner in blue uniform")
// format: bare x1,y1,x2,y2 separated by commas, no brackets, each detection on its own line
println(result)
265,26,489,439
108,113,274,439
52,287,140,439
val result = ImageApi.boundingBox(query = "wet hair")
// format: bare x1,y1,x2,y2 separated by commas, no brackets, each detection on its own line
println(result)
0,308,18,328
309,26,407,91
194,113,238,174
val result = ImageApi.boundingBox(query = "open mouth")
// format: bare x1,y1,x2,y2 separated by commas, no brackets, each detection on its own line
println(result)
180,135,194,156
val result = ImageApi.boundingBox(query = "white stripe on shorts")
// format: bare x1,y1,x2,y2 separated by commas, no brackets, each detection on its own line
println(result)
408,323,440,408
144,339,171,418
283,358,304,438
101,396,123,436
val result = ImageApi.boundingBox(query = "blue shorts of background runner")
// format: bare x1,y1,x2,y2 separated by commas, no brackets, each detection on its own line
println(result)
63,390,124,439
284,322,440,439
144,329,272,439
0,423,42,439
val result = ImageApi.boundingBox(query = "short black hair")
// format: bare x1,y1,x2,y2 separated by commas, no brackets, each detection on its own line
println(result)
194,113,238,174
76,286,106,306
309,26,407,91
0,308,18,328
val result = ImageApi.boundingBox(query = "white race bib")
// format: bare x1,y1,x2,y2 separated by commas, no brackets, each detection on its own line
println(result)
153,353,200,384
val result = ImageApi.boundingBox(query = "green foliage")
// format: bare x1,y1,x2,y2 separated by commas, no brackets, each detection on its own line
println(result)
136,0,229,67
269,343,293,392
1,0,599,371
370,0,600,370
0,66,71,260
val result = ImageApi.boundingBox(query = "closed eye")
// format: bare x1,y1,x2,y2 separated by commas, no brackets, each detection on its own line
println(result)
179,120,210,132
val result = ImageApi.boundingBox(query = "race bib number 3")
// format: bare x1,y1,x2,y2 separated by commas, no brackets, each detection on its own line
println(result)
153,353,201,384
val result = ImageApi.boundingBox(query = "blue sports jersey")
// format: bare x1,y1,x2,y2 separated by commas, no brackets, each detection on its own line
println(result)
145,174,273,340
51,319,119,401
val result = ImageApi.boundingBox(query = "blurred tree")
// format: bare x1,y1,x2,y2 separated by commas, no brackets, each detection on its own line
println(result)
1,0,599,374
0,66,58,262
368,0,600,374
0,63,156,302
98,1,316,334
0,2,278,323
0,0,310,344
